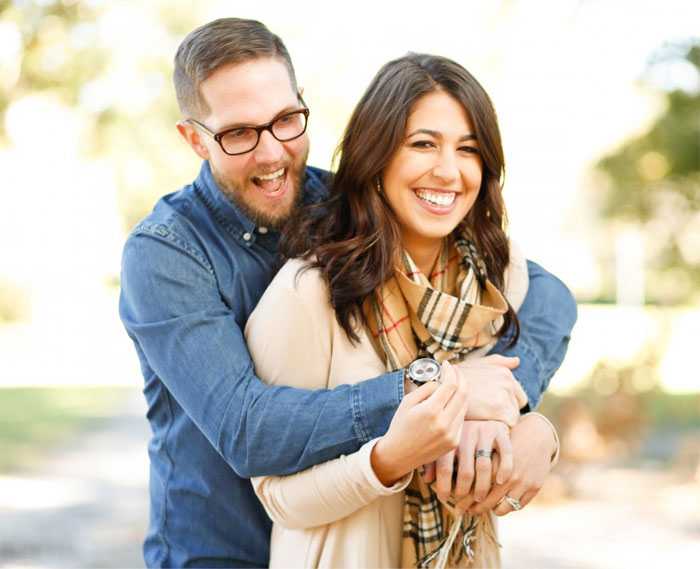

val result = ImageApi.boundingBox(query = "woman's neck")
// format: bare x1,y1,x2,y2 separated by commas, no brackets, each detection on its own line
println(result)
403,237,443,278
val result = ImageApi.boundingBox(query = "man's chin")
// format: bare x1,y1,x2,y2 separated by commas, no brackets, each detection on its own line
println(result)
211,162,306,229
246,200,296,230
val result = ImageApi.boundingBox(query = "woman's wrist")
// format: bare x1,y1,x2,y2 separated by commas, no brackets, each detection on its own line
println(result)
518,412,560,466
370,437,407,487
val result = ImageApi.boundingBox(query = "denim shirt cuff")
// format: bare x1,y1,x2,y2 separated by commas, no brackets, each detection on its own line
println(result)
510,341,545,412
350,370,404,443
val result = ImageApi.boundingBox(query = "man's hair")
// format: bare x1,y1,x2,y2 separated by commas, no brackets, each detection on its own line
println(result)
174,18,297,120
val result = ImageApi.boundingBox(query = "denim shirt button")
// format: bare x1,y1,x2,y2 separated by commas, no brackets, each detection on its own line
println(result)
258,226,268,234
242,232,252,241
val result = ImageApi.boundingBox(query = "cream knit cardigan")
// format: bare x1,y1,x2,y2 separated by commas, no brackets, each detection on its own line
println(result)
244,243,529,568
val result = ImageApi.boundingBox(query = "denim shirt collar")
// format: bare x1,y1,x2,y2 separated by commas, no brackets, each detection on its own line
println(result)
192,161,257,238
191,161,329,243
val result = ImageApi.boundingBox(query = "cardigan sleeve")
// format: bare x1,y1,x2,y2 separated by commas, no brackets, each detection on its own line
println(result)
251,439,410,530
245,260,410,530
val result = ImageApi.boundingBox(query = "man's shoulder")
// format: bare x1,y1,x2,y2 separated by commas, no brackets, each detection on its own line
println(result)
303,166,332,204
121,181,219,277
128,183,200,239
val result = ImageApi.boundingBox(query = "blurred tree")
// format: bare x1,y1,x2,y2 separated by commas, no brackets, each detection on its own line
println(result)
596,40,700,305
0,0,206,233
0,0,102,136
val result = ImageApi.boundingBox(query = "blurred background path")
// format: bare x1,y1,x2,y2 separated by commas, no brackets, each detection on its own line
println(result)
0,391,149,569
2,388,698,569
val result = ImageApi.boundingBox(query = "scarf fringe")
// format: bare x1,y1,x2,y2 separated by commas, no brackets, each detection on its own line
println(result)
416,512,500,569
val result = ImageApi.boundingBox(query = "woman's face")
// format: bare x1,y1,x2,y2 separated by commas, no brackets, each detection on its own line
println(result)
382,89,483,255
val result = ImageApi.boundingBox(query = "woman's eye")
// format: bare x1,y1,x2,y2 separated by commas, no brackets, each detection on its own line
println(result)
459,146,480,154
411,140,434,149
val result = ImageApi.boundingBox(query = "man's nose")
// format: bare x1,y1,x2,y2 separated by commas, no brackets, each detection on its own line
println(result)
253,129,285,164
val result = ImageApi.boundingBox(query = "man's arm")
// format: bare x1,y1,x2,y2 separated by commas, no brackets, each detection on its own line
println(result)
488,260,578,410
119,230,403,479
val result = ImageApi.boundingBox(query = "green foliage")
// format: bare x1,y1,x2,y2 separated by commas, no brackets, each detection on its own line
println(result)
596,41,700,304
1,0,204,232
0,386,134,473
1,0,103,131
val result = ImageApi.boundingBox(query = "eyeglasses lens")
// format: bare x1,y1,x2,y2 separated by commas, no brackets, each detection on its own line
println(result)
220,111,307,155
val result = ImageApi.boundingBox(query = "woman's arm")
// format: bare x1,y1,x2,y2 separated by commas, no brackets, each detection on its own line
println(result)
253,362,470,529
246,261,411,529
252,439,411,530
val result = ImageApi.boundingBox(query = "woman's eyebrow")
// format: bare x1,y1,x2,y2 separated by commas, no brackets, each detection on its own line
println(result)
406,129,477,141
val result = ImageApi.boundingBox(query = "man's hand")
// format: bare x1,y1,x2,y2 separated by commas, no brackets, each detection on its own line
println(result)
371,361,468,486
454,355,528,427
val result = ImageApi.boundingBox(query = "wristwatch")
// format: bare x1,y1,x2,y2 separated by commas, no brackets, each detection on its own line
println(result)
405,358,441,385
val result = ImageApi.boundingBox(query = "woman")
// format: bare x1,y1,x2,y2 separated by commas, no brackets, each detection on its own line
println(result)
245,53,559,568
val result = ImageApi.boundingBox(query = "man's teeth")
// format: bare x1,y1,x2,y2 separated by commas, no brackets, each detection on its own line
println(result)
415,189,456,207
257,167,285,181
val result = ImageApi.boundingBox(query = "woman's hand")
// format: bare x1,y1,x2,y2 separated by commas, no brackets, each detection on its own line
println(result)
423,420,512,507
371,361,468,486
454,413,557,516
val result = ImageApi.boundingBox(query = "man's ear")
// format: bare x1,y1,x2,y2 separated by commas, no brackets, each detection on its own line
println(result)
176,121,211,161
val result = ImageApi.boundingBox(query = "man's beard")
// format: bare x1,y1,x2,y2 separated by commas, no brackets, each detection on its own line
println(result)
211,152,307,230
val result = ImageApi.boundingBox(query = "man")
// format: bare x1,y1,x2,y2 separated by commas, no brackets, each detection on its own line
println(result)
119,18,577,568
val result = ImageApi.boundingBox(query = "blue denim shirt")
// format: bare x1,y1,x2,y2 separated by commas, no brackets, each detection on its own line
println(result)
119,161,576,568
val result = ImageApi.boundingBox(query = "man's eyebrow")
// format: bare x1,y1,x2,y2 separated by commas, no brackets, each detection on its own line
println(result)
406,129,477,141
218,105,300,131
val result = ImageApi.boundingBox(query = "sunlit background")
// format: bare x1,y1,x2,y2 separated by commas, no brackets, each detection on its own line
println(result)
1,0,699,567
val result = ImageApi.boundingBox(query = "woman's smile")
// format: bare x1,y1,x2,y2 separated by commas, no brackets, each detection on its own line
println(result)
413,188,459,211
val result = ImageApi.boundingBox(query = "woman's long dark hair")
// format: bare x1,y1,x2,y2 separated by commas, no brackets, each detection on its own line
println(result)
281,53,519,345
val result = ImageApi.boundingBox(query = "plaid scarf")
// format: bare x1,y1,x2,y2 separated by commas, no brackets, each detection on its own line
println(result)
363,233,507,568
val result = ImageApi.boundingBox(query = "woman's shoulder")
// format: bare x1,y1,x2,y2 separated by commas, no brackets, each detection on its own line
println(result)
269,257,329,301
245,256,333,345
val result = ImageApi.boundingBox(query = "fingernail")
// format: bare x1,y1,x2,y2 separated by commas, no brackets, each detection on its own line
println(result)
496,475,505,485
455,507,465,516
438,494,448,503
474,495,482,503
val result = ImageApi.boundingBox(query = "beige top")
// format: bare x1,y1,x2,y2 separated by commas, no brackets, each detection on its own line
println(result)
244,245,529,568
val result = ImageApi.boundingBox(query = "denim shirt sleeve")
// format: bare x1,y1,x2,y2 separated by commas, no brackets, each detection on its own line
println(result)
488,260,577,410
119,229,403,478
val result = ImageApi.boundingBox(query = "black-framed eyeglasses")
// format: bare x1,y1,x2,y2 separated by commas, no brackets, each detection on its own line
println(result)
185,102,309,156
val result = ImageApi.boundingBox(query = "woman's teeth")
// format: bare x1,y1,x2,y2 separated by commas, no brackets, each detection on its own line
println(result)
415,189,456,207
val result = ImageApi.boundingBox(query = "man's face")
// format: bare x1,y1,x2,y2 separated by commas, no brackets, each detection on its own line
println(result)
187,57,309,229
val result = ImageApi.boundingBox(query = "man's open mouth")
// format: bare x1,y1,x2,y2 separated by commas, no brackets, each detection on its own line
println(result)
253,167,287,195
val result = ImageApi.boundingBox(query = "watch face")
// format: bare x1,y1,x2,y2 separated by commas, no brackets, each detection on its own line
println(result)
408,358,441,384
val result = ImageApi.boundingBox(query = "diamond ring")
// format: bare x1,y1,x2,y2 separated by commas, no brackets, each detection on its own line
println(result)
504,495,522,511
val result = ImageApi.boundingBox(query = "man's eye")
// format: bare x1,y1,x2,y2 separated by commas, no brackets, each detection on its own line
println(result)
227,129,250,139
